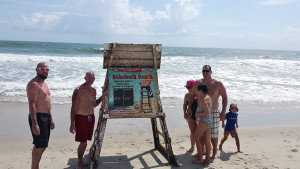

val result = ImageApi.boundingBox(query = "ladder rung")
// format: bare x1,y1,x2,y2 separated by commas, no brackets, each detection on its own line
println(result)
157,129,164,136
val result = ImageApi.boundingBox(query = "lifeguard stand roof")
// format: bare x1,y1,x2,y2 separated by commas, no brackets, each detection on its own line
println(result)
103,43,161,69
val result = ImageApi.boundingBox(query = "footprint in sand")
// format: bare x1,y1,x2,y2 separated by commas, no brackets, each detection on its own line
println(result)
270,165,279,169
287,155,293,158
290,149,298,152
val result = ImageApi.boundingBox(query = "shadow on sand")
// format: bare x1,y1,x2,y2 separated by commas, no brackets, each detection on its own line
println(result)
64,149,236,169
64,149,239,169
219,150,238,161
65,149,178,169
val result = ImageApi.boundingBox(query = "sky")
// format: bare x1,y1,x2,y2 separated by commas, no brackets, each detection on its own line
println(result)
1,0,300,50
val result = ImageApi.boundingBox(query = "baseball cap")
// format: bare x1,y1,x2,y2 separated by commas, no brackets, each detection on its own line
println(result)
184,80,195,88
230,103,239,111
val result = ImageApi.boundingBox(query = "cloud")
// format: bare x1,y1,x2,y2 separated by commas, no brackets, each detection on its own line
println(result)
11,0,203,36
208,20,249,27
204,24,300,48
66,0,202,35
281,24,300,42
18,12,67,31
260,0,298,6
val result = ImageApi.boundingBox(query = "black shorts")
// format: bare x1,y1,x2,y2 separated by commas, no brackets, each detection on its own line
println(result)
28,113,51,148
191,99,197,120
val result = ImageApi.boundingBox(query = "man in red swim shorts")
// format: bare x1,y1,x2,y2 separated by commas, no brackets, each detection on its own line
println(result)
70,72,105,169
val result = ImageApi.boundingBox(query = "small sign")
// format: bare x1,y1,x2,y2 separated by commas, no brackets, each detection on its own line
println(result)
113,88,134,107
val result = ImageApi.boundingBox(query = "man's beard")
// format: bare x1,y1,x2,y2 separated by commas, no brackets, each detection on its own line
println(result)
39,74,48,79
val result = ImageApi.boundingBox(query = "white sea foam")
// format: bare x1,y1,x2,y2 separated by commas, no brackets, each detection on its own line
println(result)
1,50,299,104
0,53,102,63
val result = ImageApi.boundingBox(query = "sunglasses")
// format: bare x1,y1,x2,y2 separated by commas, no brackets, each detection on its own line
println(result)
202,70,210,73
38,68,50,72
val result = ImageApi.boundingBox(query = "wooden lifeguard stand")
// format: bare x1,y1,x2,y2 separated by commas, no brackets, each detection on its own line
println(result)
89,43,178,168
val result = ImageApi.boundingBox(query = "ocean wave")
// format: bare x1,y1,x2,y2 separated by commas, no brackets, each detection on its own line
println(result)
0,41,104,55
1,41,300,105
73,47,104,54
0,53,103,63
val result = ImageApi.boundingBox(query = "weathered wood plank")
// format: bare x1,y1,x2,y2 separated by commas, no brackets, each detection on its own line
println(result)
104,50,161,60
107,113,164,118
104,43,161,52
103,59,160,68
103,43,161,69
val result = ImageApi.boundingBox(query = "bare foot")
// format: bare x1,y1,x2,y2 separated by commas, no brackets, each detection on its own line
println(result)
238,150,243,153
203,158,210,164
76,162,83,169
77,160,89,169
193,153,206,158
192,159,203,164
219,144,222,150
187,148,194,152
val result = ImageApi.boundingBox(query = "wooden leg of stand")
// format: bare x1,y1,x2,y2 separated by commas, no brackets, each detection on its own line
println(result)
151,118,160,149
89,118,107,168
159,116,179,166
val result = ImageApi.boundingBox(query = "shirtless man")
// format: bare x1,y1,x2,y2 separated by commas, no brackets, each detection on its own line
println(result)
188,65,227,160
69,72,104,169
27,62,55,169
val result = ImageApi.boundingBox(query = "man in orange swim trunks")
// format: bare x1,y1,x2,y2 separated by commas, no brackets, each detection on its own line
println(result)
70,71,105,169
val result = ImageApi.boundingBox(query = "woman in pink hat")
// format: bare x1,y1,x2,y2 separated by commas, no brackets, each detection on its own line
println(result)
183,80,198,152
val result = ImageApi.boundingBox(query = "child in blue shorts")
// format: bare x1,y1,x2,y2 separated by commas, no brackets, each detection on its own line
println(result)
219,103,242,153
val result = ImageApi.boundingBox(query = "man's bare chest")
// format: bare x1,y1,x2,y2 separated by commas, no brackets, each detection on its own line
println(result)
207,83,219,96
79,89,94,102
39,85,50,97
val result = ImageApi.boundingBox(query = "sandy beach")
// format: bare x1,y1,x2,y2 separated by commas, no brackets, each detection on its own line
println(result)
1,100,300,169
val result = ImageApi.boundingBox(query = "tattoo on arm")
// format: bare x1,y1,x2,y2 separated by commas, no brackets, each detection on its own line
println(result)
72,89,79,101
96,96,102,105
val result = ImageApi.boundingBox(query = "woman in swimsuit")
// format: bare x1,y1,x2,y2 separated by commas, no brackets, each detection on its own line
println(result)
193,83,212,164
183,80,197,152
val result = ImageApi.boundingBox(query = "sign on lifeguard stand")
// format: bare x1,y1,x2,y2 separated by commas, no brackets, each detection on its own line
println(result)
89,43,178,168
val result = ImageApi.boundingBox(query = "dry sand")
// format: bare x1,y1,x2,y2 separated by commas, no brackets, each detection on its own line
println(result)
0,101,299,169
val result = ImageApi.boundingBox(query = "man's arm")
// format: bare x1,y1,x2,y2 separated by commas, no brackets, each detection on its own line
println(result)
27,82,40,135
49,111,55,130
222,119,225,128
222,114,226,128
94,88,105,107
219,82,228,121
70,88,79,134
236,118,239,129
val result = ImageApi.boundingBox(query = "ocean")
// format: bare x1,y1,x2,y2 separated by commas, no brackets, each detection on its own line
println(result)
0,40,299,105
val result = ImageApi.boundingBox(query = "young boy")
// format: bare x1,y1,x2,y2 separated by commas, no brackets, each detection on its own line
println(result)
219,103,242,153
